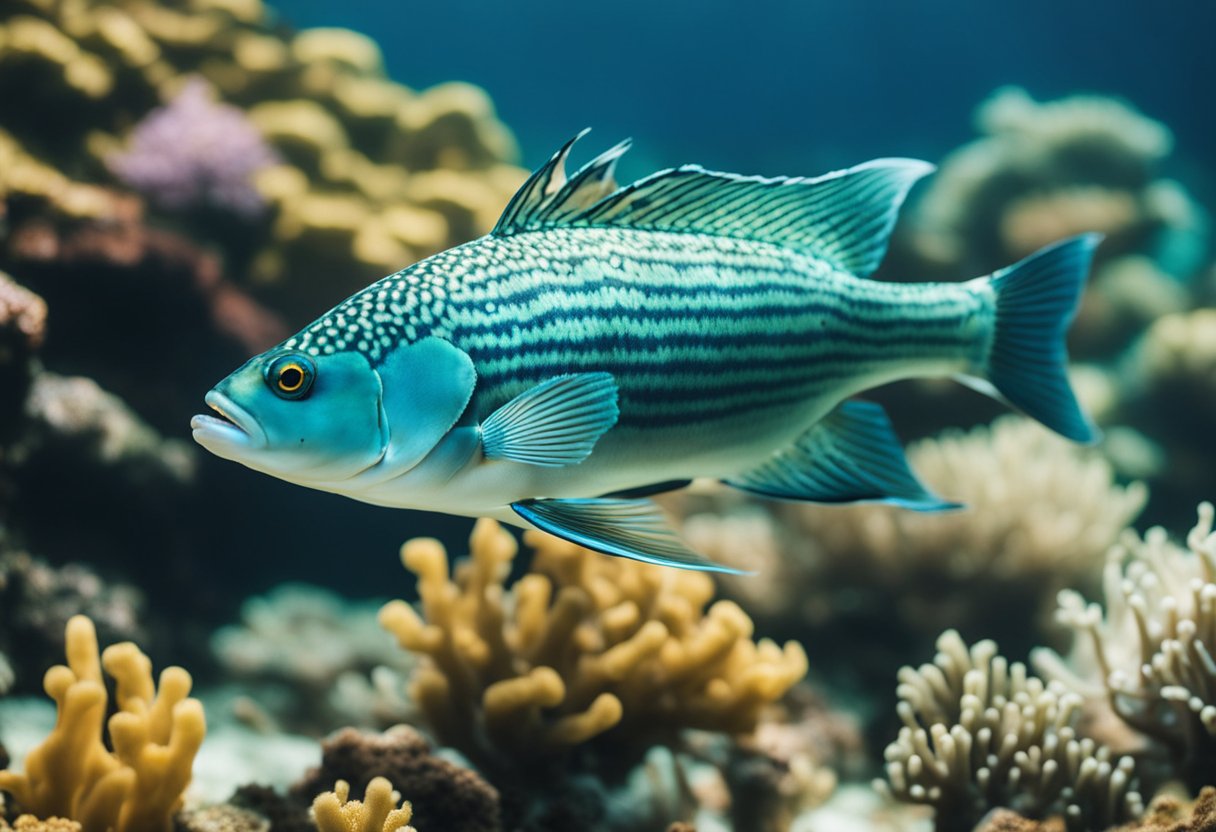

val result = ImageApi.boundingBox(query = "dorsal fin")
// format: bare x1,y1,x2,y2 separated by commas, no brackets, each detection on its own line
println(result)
492,132,934,277
492,130,631,236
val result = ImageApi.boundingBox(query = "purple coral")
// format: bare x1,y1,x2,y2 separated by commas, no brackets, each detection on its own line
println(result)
109,78,278,217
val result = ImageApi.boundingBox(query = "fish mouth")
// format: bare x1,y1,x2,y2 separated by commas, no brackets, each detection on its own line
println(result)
191,391,266,451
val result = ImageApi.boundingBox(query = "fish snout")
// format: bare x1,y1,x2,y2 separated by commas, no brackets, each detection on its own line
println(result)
191,389,267,452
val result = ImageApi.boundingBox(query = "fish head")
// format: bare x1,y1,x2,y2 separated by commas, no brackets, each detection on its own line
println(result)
192,348,387,485
193,335,479,494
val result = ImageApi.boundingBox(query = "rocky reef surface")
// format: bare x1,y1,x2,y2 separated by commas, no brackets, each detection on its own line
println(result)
0,2,1214,830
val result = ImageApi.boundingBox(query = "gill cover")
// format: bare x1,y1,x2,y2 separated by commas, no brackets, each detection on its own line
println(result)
372,337,478,479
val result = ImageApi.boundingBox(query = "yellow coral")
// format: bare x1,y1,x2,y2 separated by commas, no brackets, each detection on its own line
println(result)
378,520,808,769
0,615,206,832
0,818,83,832
312,778,415,832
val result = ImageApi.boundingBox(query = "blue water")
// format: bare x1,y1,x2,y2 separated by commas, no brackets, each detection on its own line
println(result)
275,0,1216,184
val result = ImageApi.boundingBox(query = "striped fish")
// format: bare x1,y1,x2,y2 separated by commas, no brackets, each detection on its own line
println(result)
192,133,1100,573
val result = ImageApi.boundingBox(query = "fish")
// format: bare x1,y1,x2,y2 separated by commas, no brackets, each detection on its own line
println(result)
192,132,1101,574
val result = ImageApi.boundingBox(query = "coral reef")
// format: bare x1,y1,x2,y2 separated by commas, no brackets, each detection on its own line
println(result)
311,777,415,832
1035,502,1216,792
378,519,808,775
211,584,416,734
0,0,526,325
0,615,205,832
670,416,1146,704
877,630,1143,832
291,726,499,832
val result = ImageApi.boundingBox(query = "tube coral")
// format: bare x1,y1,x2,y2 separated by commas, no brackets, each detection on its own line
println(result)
1035,502,1216,790
877,630,1143,832
0,615,206,832
377,520,808,773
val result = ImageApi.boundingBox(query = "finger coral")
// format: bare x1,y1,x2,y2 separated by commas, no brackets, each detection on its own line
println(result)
1035,502,1216,791
0,615,206,832
377,519,809,773
876,630,1143,832
312,778,415,832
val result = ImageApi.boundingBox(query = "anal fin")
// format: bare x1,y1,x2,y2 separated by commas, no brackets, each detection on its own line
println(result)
512,498,745,574
725,400,959,511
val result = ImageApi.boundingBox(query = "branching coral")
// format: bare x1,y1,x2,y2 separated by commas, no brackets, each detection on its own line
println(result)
671,416,1146,691
312,778,415,832
877,630,1143,832
378,520,808,774
1035,502,1216,790
0,615,205,832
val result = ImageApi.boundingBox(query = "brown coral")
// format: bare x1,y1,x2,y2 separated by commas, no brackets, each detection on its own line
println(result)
0,615,205,832
290,726,499,832
378,520,808,774
1114,787,1216,831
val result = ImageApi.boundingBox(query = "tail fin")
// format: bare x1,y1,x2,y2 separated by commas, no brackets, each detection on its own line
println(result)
980,234,1102,444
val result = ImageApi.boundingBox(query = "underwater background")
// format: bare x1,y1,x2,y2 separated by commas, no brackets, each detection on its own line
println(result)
1,0,1215,830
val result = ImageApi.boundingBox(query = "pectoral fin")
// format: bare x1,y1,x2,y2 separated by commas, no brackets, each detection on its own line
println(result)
481,373,619,467
726,400,959,511
512,497,746,574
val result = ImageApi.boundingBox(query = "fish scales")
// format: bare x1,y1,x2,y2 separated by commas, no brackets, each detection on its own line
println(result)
287,227,986,432
197,136,1100,573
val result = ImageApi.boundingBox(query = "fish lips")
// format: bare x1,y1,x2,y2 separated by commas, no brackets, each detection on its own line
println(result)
191,390,267,455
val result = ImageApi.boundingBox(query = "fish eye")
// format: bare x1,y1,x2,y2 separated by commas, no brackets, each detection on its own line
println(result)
265,353,316,400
